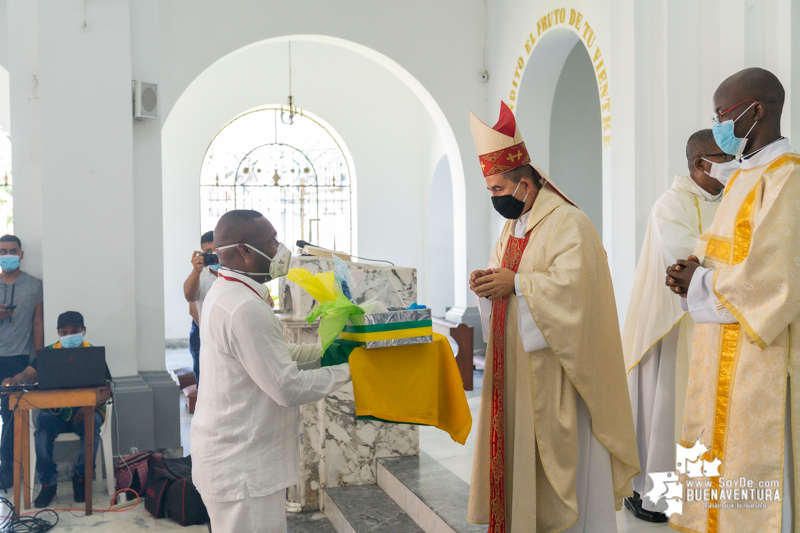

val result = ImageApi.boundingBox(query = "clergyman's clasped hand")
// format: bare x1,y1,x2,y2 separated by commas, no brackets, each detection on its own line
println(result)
665,255,700,298
470,268,516,301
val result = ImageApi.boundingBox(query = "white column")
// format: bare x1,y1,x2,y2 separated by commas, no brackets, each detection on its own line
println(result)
607,0,638,321
130,0,166,372
37,0,138,377
666,0,703,178
7,0,42,279
717,0,747,76
765,0,793,138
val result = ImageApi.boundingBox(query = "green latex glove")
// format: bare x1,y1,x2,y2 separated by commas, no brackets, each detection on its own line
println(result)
321,339,361,367
308,293,365,353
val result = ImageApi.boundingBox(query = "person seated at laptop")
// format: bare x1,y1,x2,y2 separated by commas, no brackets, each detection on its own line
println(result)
1,311,112,508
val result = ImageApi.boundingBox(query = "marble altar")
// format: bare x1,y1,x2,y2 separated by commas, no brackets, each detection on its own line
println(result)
279,255,420,511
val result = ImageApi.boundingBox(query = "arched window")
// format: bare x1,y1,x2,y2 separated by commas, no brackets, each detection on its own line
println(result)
200,107,353,254
0,129,11,234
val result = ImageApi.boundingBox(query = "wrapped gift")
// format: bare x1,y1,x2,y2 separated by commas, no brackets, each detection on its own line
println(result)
340,308,432,349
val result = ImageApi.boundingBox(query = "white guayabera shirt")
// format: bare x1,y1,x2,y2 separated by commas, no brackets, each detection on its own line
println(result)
190,269,351,502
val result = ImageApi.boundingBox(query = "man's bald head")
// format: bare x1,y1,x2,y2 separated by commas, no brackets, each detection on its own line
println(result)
714,67,786,127
685,129,719,165
214,210,266,249
214,209,280,281
715,68,785,116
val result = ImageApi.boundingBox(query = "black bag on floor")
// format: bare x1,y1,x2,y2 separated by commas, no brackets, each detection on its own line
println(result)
163,456,210,526
145,455,209,526
145,474,171,518
115,450,157,496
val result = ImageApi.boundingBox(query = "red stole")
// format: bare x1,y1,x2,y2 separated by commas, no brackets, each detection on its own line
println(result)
489,231,532,533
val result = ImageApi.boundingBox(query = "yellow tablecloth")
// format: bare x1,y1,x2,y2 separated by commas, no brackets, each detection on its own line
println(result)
349,333,472,444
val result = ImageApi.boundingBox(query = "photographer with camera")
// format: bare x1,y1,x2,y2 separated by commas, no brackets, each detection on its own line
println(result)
183,231,219,385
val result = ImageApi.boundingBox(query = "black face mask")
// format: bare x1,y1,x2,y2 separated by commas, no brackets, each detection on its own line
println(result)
491,182,527,219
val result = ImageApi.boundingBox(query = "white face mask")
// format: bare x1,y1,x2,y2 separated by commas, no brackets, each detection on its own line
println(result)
216,242,292,280
701,158,740,186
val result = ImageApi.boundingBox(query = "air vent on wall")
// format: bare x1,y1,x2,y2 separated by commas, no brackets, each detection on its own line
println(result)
133,81,158,120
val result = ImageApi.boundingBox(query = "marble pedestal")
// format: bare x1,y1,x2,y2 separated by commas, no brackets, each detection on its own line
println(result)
278,256,420,511
280,315,419,512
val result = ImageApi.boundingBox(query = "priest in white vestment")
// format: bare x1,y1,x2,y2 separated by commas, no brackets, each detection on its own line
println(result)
622,129,727,522
667,68,799,533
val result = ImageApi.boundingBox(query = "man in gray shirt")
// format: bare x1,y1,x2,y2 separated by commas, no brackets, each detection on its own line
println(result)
0,234,44,489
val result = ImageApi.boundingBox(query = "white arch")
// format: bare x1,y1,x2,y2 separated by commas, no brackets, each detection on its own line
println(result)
513,27,612,247
166,34,468,307
514,29,580,176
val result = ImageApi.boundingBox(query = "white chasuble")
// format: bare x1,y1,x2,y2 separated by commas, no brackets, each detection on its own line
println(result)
468,173,639,533
622,175,720,508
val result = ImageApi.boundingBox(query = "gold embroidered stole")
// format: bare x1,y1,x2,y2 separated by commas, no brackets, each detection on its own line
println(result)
697,171,759,533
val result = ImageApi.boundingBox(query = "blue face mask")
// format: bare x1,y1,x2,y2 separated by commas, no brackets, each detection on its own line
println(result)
60,332,84,348
0,255,20,272
209,264,221,272
712,102,757,157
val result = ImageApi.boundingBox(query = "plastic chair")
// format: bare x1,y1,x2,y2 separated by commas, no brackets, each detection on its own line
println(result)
29,402,115,500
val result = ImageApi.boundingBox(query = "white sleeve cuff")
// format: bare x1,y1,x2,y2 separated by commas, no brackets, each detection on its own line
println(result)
478,296,492,343
515,275,549,352
686,267,737,324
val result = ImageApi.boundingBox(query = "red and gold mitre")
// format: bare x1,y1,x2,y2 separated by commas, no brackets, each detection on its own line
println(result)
469,102,531,177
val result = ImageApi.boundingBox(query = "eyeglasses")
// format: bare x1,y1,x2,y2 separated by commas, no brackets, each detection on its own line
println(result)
700,153,736,162
712,99,758,125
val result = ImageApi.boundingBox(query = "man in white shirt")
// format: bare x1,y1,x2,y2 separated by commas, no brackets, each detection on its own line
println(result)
190,209,351,533
183,230,218,384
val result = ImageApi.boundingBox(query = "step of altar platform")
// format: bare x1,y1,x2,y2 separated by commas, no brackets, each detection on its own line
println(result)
377,452,488,533
323,484,425,533
287,510,338,532
322,452,486,533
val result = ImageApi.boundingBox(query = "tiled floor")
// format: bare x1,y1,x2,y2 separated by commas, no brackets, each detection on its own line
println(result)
5,486,332,532
41,349,666,532
2,486,209,532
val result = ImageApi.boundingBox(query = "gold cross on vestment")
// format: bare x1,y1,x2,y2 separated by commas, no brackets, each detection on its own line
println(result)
481,161,486,171
507,150,523,162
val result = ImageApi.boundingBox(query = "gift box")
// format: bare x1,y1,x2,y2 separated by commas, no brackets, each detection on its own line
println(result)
340,308,432,349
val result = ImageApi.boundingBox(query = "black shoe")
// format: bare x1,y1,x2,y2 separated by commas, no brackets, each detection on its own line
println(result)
72,475,85,503
34,484,57,508
0,468,12,491
623,491,669,523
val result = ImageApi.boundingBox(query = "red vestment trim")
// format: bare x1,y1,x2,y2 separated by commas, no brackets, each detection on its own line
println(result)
489,230,532,533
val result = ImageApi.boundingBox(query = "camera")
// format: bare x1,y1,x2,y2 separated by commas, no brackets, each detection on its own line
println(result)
203,252,219,266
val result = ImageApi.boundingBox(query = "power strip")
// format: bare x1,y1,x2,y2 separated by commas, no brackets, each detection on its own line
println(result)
108,497,138,511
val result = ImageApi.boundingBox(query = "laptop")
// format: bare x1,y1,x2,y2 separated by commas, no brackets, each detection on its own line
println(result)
36,347,108,390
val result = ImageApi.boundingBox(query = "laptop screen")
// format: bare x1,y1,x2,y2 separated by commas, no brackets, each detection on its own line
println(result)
35,347,109,390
